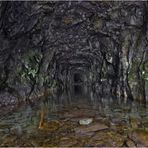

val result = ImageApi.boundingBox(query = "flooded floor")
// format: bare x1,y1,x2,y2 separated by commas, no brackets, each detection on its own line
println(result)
0,92,148,147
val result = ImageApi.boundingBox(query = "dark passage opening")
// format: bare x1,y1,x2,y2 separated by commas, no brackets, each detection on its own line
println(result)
74,85,83,95
73,73,84,96
74,73,83,83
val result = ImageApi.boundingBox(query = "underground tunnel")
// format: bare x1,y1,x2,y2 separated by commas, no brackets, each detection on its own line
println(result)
0,1,148,147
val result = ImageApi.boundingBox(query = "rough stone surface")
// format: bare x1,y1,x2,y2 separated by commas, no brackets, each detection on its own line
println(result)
0,1,147,105
74,122,108,134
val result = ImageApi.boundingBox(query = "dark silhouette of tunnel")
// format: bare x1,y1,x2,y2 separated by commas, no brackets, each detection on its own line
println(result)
74,73,83,83
73,73,84,96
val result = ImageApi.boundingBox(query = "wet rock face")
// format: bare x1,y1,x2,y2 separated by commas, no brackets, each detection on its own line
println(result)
0,92,17,106
0,92,18,115
0,1,147,102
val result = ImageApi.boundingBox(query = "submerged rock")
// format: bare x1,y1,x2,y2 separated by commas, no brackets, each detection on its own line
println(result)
79,118,93,125
1,135,17,146
75,123,108,135
58,136,78,147
126,138,136,147
129,129,148,146
10,125,23,137
129,117,141,129
88,131,125,147
39,120,62,132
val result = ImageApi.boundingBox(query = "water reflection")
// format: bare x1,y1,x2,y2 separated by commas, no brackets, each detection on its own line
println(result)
74,85,83,96
43,85,148,120
0,85,147,147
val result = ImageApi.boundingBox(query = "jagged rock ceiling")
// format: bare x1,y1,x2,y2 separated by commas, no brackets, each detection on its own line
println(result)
0,1,147,103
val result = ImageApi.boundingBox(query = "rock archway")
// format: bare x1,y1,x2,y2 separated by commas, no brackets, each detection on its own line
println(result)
0,1,147,105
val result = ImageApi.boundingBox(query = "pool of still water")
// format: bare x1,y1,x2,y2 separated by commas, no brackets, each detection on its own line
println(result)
0,92,148,147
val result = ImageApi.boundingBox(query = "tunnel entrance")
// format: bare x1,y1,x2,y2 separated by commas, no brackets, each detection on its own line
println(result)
74,85,83,95
74,73,83,83
73,73,85,96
